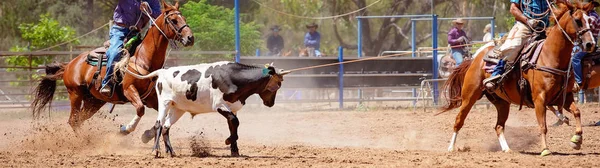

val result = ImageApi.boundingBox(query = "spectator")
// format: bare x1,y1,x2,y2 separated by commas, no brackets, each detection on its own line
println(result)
447,18,469,66
304,23,322,57
483,24,493,42
266,25,284,56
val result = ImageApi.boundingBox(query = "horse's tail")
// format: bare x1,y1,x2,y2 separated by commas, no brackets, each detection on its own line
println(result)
437,59,473,115
31,62,66,118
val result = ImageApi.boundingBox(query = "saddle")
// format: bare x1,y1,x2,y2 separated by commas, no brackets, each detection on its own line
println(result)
86,31,142,96
483,33,547,109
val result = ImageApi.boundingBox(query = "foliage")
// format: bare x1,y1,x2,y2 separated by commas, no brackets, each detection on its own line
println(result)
5,14,78,70
181,0,262,57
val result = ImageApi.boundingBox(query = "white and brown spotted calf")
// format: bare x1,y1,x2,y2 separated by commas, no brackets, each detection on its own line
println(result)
125,61,289,157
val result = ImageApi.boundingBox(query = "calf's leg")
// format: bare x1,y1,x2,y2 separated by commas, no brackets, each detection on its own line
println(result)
161,108,185,157
217,108,240,156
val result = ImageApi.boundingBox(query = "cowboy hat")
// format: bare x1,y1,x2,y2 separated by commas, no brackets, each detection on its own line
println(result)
306,23,318,28
270,25,281,32
452,18,465,24
584,0,600,7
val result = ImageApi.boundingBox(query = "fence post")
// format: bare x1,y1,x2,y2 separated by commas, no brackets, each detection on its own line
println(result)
255,48,260,57
234,0,241,63
490,18,495,39
338,46,344,109
357,18,362,58
411,20,416,57
70,45,73,60
432,14,439,105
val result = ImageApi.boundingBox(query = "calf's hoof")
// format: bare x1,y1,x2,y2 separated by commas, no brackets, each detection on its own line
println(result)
570,135,583,150
231,151,240,157
142,129,156,144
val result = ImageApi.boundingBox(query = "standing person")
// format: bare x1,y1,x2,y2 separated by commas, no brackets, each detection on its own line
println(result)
483,24,493,42
482,0,550,90
572,0,600,91
447,18,469,66
100,0,161,94
266,25,284,56
304,23,322,57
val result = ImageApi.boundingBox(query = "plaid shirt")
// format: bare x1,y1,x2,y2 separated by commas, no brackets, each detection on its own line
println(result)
510,0,550,26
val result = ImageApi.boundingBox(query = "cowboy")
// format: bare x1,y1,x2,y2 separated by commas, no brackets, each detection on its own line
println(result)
304,23,322,57
482,0,550,90
572,0,600,91
447,18,470,66
483,24,493,42
266,25,284,56
100,0,161,94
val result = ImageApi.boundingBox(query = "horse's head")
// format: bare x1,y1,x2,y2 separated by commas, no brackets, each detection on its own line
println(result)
554,0,596,52
158,0,194,47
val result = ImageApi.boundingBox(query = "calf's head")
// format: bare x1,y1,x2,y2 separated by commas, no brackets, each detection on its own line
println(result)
257,66,290,107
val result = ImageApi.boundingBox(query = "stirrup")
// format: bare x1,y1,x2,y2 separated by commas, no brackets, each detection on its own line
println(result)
483,75,502,90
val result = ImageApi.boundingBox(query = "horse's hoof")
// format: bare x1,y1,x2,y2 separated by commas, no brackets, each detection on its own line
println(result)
551,120,563,127
570,135,583,150
503,149,512,153
231,151,240,157
447,146,454,152
119,125,130,135
540,149,551,156
141,130,155,144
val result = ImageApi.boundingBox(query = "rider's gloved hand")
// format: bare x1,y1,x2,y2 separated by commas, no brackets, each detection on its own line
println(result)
140,2,152,14
527,19,543,31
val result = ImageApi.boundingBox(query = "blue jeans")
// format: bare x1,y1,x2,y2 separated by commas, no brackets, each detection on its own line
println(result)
572,51,586,84
491,59,506,77
451,49,465,66
102,25,130,87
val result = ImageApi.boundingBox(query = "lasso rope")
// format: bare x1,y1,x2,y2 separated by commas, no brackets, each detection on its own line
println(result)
35,22,111,52
252,0,381,20
285,34,534,73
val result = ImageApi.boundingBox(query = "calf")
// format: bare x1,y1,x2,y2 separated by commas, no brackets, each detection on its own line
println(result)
125,61,289,157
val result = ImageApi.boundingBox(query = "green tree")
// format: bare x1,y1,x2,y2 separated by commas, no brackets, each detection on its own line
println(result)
181,0,262,57
6,14,78,70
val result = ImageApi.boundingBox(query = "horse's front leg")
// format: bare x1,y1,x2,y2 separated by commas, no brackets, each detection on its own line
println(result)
563,93,583,150
217,108,240,156
533,94,551,156
121,86,146,135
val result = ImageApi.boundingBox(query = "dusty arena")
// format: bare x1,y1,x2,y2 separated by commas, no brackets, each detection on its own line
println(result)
1,103,600,167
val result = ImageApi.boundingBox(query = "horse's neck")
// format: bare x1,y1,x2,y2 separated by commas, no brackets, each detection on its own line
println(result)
541,27,574,69
135,26,169,71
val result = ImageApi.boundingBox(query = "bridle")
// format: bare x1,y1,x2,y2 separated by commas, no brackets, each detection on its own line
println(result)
546,0,593,46
142,8,189,49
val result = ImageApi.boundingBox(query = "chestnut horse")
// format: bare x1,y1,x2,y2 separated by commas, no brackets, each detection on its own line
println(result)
31,1,194,134
439,2,595,156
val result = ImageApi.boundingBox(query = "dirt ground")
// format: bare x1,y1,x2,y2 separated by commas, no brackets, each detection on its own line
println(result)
2,104,600,167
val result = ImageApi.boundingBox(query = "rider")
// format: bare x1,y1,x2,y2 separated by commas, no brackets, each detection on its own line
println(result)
447,18,469,66
482,0,550,90
572,0,600,91
101,0,161,94
304,23,322,57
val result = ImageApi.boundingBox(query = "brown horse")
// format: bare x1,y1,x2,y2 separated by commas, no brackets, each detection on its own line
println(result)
31,1,194,134
439,1,595,156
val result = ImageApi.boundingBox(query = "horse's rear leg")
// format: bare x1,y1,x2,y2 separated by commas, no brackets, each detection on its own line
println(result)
563,94,583,150
489,95,511,152
448,85,483,152
67,90,84,132
548,106,570,126
533,95,551,156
